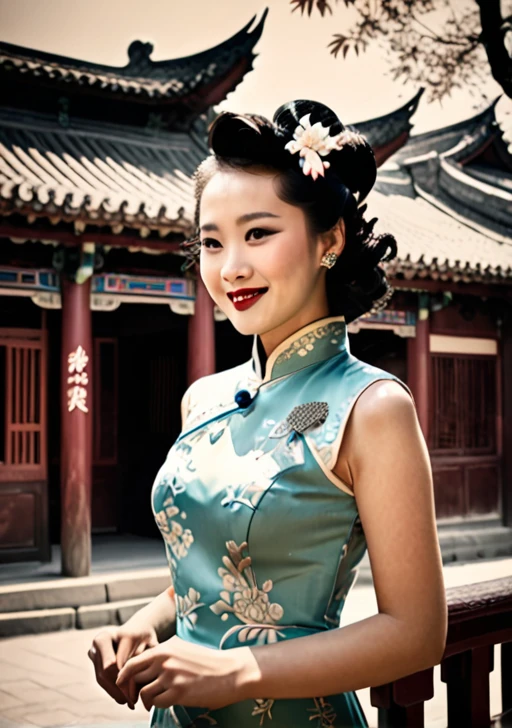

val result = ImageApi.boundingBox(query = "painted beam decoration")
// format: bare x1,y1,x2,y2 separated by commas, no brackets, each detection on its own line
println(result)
67,345,89,413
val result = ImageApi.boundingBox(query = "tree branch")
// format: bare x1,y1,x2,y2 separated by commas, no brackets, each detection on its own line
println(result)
476,0,512,98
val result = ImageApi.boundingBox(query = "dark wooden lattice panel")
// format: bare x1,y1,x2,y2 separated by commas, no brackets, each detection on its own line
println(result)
431,354,497,455
0,328,49,561
8,344,42,466
1,331,47,479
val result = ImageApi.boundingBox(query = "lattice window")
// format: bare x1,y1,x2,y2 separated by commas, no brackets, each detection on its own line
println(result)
1,336,46,472
431,354,497,454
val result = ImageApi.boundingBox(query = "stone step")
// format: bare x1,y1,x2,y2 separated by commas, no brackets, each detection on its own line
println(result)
0,606,76,636
0,568,170,613
0,568,171,637
0,597,154,637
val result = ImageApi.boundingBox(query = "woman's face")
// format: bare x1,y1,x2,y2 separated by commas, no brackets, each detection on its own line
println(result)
199,168,333,351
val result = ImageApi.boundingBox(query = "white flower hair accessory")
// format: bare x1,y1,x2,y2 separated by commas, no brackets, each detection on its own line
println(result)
284,113,365,181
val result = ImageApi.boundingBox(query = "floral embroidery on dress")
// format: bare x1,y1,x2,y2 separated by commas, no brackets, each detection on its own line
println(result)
274,322,345,366
221,481,268,511
307,697,337,726
210,541,284,646
175,587,205,629
154,495,194,565
252,698,275,725
219,433,305,512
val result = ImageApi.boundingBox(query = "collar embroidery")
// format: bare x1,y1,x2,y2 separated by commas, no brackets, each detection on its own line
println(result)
251,315,349,383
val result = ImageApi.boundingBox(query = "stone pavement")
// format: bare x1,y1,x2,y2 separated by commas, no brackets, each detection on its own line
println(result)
0,556,510,728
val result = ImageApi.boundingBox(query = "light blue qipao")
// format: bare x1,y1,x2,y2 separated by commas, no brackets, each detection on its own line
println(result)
150,314,409,728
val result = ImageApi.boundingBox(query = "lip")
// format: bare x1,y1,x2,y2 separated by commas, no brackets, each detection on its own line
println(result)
227,287,268,312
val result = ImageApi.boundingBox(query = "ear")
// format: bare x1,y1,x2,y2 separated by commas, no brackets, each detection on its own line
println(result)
319,218,346,260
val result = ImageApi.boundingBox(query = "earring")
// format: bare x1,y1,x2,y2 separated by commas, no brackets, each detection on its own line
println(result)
320,252,338,269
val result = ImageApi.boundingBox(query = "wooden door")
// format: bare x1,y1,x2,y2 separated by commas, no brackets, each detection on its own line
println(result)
0,328,49,562
430,352,502,520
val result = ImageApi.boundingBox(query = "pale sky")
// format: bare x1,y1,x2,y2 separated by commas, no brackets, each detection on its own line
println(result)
0,0,502,134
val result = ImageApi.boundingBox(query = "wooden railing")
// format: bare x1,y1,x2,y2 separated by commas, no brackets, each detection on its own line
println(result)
370,576,512,728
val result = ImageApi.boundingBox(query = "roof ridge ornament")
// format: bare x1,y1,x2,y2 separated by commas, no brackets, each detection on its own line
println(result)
127,41,155,73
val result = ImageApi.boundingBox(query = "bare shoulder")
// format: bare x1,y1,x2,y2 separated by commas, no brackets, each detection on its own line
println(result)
350,379,416,435
334,378,418,488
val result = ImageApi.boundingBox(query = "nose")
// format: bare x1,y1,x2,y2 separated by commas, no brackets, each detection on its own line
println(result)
220,250,252,284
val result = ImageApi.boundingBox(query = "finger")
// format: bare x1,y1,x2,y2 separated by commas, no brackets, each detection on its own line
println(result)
93,632,119,680
117,649,155,685
131,663,160,686
116,635,140,671
152,688,182,710
139,676,168,712
88,635,135,709
91,645,135,709
96,667,131,706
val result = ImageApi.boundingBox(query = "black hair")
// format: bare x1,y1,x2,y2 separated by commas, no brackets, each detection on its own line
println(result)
182,99,397,323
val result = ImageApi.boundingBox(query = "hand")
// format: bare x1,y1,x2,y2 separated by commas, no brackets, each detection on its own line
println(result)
116,635,255,711
88,623,159,709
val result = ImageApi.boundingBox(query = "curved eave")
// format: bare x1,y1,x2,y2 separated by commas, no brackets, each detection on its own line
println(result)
351,89,424,150
394,98,501,164
0,9,268,101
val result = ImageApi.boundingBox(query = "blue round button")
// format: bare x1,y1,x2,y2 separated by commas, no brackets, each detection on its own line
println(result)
234,390,253,408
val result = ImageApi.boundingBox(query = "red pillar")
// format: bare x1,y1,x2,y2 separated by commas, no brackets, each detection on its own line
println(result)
407,296,430,443
60,276,93,577
187,272,216,386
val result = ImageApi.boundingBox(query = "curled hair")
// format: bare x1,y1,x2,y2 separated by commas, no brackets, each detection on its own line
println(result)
182,99,397,322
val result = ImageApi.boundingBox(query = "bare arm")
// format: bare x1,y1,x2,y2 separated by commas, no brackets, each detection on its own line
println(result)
239,380,447,700
123,586,176,642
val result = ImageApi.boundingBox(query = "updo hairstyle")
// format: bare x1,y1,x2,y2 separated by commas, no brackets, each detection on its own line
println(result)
182,100,397,323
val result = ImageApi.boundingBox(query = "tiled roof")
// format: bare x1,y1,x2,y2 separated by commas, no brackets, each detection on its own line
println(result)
0,111,208,236
369,188,512,283
0,11,267,101
352,89,424,149
390,99,499,165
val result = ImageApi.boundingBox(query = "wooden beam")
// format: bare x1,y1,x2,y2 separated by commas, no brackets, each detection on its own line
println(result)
187,272,215,386
407,295,430,442
0,223,183,253
390,277,512,302
60,275,93,577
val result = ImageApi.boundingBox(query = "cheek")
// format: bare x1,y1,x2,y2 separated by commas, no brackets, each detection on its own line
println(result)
265,230,315,283
199,253,221,297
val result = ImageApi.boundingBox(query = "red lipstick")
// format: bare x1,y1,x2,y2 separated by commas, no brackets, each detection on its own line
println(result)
227,287,268,311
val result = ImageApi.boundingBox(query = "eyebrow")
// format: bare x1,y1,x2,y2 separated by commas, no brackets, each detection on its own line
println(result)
200,211,280,232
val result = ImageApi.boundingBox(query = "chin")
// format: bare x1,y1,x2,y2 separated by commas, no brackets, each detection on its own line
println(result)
228,309,292,339
227,317,264,337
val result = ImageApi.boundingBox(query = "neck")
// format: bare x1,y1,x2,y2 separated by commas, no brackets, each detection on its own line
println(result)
259,301,330,359
251,314,348,383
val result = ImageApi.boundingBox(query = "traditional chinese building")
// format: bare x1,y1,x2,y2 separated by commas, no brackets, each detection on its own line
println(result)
0,17,511,575
0,13,267,573
352,96,512,558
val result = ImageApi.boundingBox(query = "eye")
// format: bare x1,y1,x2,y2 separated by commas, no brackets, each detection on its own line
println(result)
246,227,276,242
201,238,222,249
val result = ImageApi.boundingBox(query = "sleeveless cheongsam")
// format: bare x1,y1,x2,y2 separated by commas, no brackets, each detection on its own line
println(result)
150,315,409,727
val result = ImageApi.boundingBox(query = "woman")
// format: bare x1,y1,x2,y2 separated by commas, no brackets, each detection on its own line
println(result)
89,100,447,727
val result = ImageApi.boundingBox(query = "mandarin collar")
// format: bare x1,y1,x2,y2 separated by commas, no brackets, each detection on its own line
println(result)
251,315,349,383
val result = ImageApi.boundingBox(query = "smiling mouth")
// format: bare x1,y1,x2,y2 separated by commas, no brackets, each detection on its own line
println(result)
227,288,268,303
